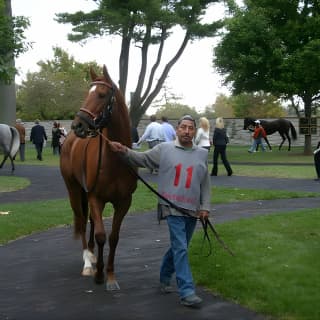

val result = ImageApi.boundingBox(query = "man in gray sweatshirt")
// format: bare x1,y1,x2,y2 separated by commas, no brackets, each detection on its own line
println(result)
109,115,211,308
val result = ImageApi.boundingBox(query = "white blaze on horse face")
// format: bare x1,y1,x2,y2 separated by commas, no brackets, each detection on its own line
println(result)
89,85,97,94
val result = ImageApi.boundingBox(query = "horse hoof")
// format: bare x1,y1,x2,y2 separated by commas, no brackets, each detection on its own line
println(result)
105,280,120,291
82,267,94,276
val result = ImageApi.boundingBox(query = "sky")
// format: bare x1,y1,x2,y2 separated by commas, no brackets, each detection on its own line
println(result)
11,0,231,113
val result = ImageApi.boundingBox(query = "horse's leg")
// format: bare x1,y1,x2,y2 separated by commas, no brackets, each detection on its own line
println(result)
68,185,95,276
264,137,272,151
106,196,132,291
286,134,291,151
88,199,106,284
0,154,8,168
8,155,15,173
278,133,286,150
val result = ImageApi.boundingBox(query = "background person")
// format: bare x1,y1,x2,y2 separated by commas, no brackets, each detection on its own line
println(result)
30,119,47,161
137,115,165,149
195,117,211,151
109,115,211,308
51,121,61,155
248,120,266,153
211,117,233,176
14,119,26,161
161,116,176,142
314,141,320,181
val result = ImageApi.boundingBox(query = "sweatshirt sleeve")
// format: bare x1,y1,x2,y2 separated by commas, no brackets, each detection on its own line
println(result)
124,144,161,170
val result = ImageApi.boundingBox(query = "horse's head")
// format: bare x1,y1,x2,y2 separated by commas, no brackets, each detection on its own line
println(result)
72,65,116,138
243,117,256,132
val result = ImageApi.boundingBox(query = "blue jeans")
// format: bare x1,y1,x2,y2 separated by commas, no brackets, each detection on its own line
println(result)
249,138,266,152
160,215,197,298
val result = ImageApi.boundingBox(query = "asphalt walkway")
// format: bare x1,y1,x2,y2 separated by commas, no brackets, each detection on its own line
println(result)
0,164,319,320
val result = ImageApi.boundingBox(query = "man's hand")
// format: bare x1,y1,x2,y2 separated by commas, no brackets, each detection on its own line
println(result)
197,210,209,221
109,141,127,153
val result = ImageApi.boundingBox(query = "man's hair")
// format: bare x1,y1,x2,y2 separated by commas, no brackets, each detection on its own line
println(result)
177,115,196,127
161,116,168,122
150,115,157,122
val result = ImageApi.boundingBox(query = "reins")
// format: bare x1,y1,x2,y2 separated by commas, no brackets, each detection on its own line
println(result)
97,131,235,257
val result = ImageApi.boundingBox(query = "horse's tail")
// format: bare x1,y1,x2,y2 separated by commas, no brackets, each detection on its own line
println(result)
290,122,297,140
73,189,89,238
9,127,20,158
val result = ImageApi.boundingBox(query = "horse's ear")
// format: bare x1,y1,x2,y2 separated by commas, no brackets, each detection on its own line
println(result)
102,65,112,83
90,66,98,81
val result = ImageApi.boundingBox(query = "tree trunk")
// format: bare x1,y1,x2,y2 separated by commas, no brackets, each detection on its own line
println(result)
0,0,16,125
303,95,313,155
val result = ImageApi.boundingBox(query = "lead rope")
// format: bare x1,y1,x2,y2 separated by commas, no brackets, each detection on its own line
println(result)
98,131,235,257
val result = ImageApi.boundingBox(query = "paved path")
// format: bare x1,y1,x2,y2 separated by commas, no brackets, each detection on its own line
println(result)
0,164,319,320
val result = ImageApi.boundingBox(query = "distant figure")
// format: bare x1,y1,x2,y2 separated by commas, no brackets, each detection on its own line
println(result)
137,115,165,149
30,119,47,161
314,141,320,181
59,124,67,153
161,116,176,142
131,126,139,143
14,119,26,161
51,121,61,155
248,120,266,153
195,117,211,150
211,117,233,176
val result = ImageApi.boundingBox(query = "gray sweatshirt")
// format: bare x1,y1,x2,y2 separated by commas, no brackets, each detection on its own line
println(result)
124,139,211,218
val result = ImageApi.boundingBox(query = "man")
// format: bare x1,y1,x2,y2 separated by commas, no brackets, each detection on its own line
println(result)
161,116,176,142
314,141,320,181
137,115,165,149
14,119,26,161
109,115,211,308
30,119,47,160
248,120,266,153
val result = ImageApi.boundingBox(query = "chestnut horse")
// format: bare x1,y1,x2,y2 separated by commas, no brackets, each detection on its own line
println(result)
60,65,137,290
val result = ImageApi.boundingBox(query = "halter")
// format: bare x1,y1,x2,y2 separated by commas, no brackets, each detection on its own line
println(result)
77,80,115,137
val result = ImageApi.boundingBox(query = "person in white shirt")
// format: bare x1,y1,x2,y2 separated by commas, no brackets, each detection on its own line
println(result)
161,116,176,142
195,117,211,151
137,115,165,149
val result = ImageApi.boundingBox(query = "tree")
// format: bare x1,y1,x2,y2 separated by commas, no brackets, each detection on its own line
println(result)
214,0,320,154
16,47,100,120
56,0,224,127
212,93,234,118
230,92,286,118
0,0,29,124
155,102,198,119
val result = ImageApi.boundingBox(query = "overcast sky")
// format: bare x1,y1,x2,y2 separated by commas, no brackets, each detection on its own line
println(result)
12,0,231,112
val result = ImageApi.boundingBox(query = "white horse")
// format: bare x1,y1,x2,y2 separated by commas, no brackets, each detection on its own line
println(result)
0,124,20,172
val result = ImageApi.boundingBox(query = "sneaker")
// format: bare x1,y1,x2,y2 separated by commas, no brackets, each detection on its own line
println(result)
180,294,202,307
160,283,174,294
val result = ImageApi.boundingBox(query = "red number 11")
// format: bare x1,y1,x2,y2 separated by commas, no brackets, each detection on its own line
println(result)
174,164,193,189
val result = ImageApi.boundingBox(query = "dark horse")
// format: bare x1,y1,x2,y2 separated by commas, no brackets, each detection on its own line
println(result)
0,124,20,172
60,65,137,290
243,117,297,151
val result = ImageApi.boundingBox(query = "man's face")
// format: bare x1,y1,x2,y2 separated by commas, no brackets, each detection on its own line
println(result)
176,119,196,147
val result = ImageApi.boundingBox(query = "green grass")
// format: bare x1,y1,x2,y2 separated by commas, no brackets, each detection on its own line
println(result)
0,176,30,192
1,144,319,319
190,209,320,320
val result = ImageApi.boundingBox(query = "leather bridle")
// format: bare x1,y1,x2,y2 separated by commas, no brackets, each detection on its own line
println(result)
76,80,115,137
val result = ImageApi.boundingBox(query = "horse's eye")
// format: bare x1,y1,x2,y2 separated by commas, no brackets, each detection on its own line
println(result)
98,92,106,98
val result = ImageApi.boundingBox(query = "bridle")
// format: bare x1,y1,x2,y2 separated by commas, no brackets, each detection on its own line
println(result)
76,80,115,137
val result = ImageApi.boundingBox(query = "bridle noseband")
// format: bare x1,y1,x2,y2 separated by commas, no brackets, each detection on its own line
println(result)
77,80,115,137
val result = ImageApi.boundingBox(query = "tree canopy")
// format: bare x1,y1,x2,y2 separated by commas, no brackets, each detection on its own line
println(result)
16,47,100,120
0,0,29,84
56,0,225,126
214,0,320,153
